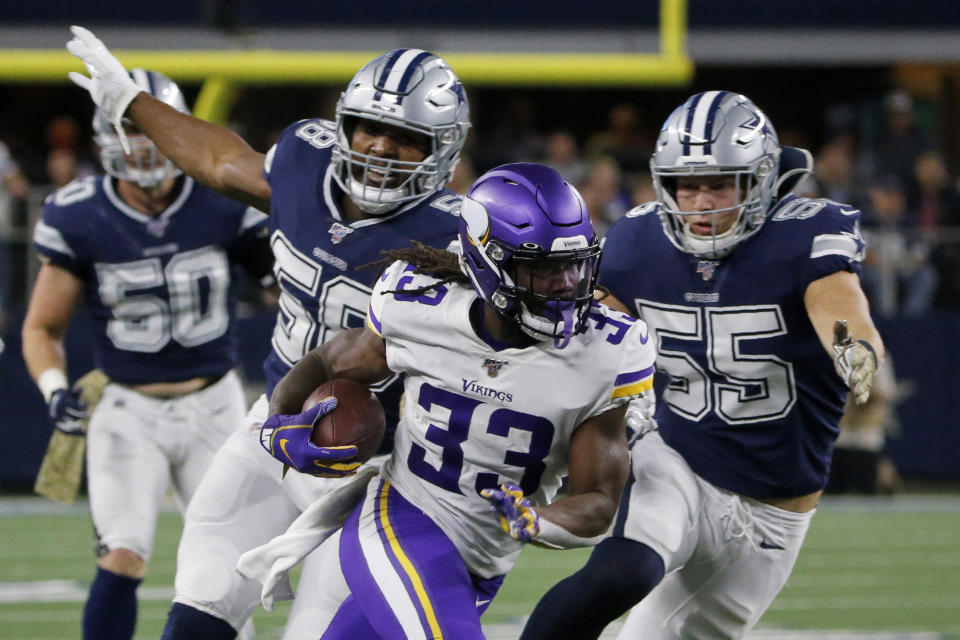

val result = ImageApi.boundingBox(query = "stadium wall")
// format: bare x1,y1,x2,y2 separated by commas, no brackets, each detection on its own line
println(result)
0,310,958,490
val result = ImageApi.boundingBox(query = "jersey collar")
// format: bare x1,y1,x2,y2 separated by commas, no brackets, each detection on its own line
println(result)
103,175,195,226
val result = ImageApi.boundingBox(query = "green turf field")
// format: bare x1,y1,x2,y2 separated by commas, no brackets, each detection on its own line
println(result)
1,495,958,639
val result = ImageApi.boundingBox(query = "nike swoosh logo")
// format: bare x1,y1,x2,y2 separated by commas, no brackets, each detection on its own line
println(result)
475,598,491,608
759,539,785,550
279,438,293,463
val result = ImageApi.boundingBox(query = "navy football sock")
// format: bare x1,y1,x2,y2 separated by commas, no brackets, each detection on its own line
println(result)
160,602,239,640
519,537,665,640
82,567,141,640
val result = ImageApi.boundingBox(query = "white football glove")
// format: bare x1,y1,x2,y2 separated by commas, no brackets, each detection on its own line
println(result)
66,25,141,154
626,391,657,444
832,319,878,405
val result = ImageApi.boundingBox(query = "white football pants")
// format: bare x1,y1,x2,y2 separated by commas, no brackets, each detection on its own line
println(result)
171,394,355,635
615,431,814,639
86,371,246,562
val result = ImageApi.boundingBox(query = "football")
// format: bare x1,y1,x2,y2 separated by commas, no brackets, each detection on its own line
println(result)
303,378,385,463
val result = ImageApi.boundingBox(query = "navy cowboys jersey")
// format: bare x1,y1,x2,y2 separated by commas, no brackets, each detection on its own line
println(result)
261,118,461,433
34,175,270,384
600,195,865,499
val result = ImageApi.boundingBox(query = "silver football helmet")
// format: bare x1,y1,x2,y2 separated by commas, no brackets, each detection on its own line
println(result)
651,91,781,258
332,48,470,215
93,68,189,188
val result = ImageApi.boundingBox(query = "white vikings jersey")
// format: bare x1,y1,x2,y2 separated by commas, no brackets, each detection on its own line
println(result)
367,260,656,578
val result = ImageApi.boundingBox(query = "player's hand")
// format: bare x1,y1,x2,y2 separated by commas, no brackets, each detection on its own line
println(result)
832,320,878,405
625,392,657,440
259,398,361,478
66,25,141,153
480,483,539,543
48,387,88,435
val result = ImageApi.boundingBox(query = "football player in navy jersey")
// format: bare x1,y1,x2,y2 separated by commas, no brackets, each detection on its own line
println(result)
21,69,273,640
66,27,470,639
520,91,885,640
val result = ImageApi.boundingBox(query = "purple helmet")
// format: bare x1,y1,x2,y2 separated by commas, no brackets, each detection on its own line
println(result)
458,163,600,347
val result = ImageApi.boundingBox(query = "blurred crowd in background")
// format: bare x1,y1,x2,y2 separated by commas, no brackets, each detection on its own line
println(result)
4,83,959,334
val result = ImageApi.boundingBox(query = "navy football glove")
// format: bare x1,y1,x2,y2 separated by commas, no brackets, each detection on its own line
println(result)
48,387,88,435
480,483,540,543
259,397,361,478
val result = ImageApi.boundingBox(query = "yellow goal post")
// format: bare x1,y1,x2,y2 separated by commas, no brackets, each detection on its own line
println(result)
0,0,691,124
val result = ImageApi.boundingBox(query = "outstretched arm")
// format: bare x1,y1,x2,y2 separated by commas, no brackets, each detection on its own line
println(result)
126,93,270,211
805,270,885,403
66,26,271,212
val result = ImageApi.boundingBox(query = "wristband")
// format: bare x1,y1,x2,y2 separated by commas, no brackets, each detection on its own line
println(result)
533,518,609,550
856,339,877,364
38,368,69,403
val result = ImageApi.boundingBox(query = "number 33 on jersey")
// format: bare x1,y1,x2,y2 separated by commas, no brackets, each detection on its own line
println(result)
367,260,657,577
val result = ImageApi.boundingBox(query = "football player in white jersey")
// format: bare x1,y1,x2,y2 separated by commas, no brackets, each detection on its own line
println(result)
256,163,657,638
66,27,471,640
520,92,884,639
22,69,272,640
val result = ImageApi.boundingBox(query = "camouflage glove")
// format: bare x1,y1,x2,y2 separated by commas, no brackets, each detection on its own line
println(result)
833,320,878,405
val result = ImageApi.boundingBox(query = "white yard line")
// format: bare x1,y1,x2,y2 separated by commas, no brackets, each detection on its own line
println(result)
2,494,960,517
0,582,953,639
0,580,172,603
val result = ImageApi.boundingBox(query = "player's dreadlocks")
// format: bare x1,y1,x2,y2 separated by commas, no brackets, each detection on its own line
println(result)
361,240,471,296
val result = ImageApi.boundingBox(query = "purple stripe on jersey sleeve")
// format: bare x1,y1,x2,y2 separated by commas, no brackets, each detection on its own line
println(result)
367,303,383,335
615,365,655,387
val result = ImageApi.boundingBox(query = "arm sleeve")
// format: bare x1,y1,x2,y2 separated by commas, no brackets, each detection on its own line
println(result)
586,314,657,419
33,205,84,275
805,202,865,284
597,214,643,305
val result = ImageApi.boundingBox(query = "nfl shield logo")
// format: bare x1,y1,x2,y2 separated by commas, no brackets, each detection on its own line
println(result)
481,358,507,378
146,218,169,238
328,222,354,244
696,260,719,281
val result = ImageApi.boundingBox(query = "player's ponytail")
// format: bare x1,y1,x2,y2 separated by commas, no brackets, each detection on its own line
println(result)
359,241,470,295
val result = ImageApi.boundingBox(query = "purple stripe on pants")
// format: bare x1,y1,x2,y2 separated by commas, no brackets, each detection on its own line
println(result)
325,478,503,639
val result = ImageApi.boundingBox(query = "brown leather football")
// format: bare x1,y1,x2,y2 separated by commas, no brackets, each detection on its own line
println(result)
303,378,385,463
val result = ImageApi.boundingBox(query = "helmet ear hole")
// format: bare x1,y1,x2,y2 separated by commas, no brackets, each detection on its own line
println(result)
341,116,359,145
659,176,678,201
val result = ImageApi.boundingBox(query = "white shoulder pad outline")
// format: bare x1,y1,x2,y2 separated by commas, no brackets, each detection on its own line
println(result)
625,201,658,218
